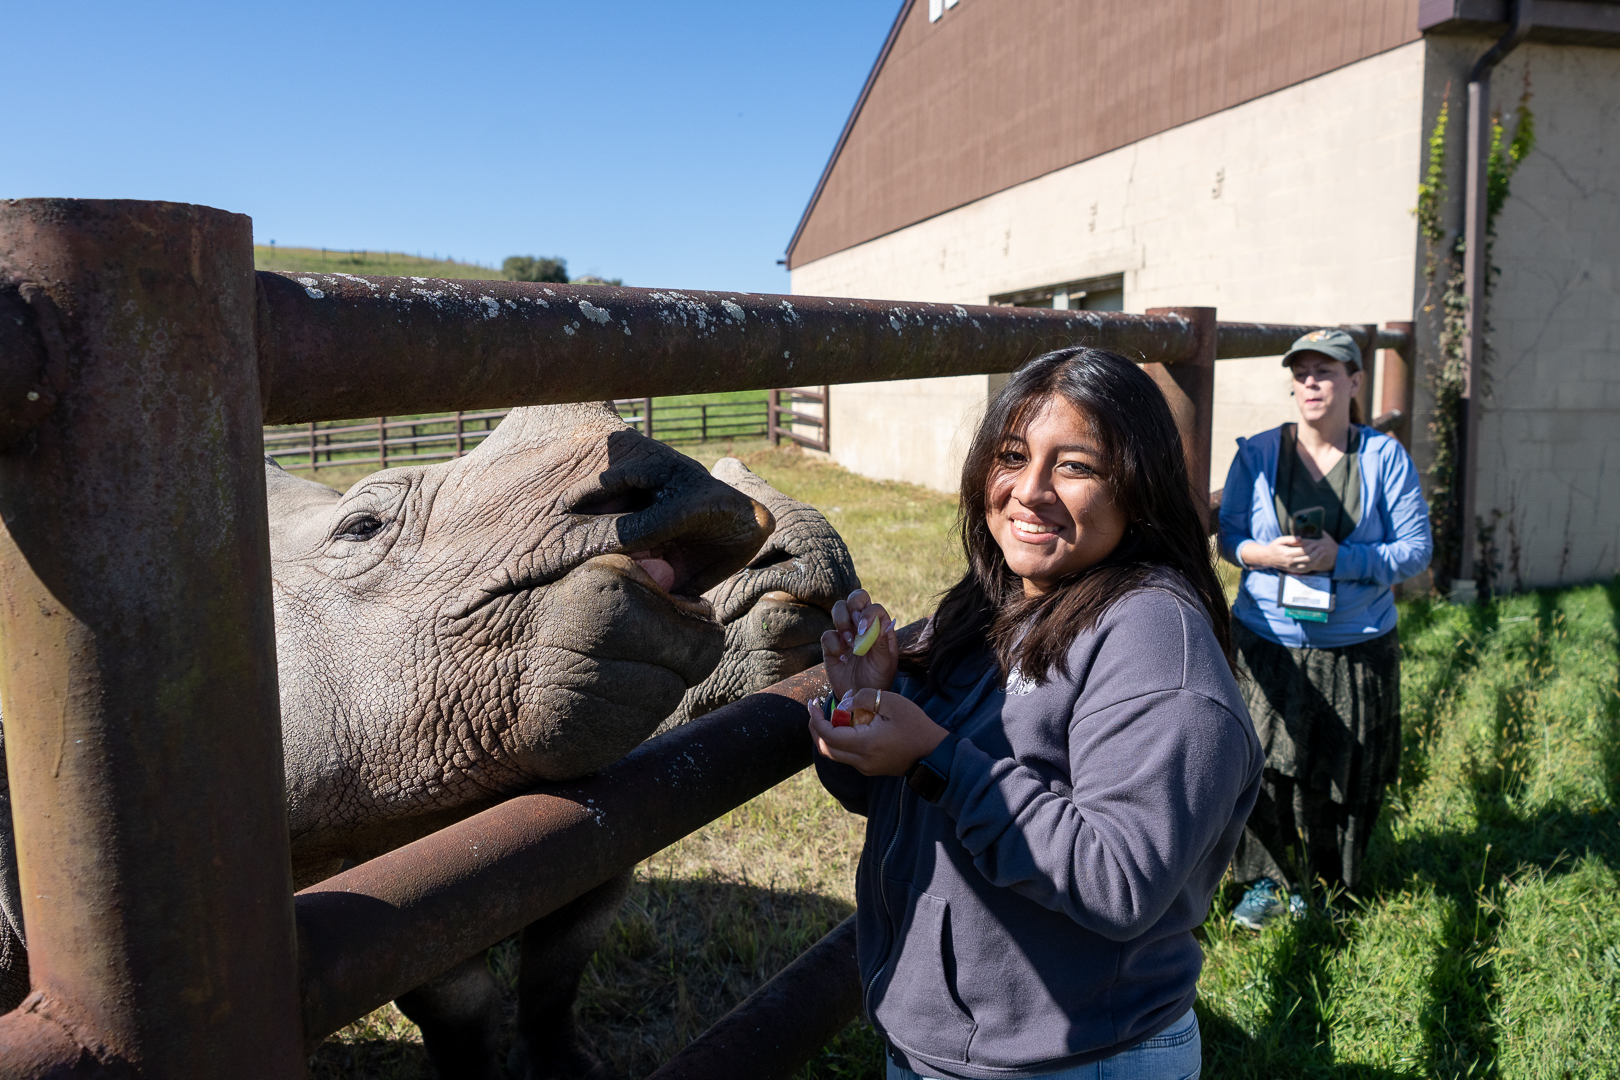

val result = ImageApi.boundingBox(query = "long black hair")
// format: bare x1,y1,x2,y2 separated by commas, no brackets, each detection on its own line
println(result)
904,347,1233,687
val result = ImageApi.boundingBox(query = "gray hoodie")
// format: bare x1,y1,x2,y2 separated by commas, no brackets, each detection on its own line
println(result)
816,572,1263,1078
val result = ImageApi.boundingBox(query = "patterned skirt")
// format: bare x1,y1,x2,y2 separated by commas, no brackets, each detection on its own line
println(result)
1230,620,1401,892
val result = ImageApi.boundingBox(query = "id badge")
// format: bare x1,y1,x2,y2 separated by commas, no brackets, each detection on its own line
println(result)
1278,573,1334,623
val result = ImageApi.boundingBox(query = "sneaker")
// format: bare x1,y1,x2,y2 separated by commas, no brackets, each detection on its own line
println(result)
1232,878,1285,930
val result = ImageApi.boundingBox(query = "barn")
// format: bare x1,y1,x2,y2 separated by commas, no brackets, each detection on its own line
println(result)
786,0,1620,593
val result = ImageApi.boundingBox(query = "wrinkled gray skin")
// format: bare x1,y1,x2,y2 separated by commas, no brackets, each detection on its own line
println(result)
663,456,858,731
0,403,857,1080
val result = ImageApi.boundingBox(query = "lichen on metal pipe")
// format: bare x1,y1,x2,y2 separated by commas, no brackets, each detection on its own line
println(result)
255,273,1200,423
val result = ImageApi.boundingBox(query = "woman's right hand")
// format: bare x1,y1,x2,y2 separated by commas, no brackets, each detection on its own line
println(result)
1241,536,1315,574
821,589,898,701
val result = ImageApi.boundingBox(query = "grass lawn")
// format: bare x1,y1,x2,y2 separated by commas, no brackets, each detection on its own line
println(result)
310,441,1620,1079
255,246,500,280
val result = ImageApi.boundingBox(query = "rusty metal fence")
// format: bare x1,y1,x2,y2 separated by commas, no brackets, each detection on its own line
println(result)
0,199,1414,1078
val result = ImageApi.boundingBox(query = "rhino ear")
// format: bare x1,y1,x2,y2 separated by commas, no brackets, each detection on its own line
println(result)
264,457,342,535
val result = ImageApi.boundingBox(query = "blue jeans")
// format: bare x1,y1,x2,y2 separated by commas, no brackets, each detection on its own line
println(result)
886,1007,1200,1080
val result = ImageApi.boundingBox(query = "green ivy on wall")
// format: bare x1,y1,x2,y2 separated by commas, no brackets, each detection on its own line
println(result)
1416,78,1534,595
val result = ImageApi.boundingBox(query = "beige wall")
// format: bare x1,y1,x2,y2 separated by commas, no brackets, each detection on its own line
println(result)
793,40,1426,493
1414,39,1620,589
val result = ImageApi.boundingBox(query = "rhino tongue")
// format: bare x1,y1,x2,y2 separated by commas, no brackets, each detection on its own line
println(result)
628,551,676,593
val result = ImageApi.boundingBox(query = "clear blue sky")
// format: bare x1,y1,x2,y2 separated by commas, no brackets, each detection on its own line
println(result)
2,2,899,293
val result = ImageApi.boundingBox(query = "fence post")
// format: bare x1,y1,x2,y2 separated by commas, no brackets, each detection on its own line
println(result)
1380,321,1414,449
309,420,317,471
769,389,781,446
378,415,387,466
0,199,302,1074
643,396,654,438
1341,323,1379,425
1143,307,1216,512
701,403,708,443
455,410,464,458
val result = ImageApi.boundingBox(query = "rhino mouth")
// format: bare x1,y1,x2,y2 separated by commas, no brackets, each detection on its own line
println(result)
448,542,720,626
709,551,842,627
596,552,715,619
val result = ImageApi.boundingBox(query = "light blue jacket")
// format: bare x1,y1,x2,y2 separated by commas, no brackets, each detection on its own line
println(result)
1218,425,1431,648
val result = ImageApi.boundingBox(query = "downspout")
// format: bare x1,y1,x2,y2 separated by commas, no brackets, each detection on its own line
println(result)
1457,0,1534,590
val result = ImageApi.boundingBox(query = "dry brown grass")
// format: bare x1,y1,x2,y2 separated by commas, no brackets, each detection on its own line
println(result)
311,442,963,1079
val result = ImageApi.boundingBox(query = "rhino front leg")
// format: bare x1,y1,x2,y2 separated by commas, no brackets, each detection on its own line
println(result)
396,952,504,1080
509,870,632,1080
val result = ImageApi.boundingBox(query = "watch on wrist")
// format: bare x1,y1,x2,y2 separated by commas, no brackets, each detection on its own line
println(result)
904,734,957,803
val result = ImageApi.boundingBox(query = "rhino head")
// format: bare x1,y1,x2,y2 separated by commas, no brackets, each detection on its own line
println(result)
666,457,858,729
266,402,772,872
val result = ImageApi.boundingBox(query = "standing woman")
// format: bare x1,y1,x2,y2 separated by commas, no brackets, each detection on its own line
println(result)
810,348,1264,1079
1217,329,1431,929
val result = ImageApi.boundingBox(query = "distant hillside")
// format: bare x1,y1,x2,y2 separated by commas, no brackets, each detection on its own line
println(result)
253,246,499,281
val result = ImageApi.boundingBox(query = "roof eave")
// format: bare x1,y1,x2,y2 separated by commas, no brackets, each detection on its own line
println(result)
784,0,917,272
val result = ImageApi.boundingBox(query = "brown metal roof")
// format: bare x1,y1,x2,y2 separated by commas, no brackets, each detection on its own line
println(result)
787,0,1422,270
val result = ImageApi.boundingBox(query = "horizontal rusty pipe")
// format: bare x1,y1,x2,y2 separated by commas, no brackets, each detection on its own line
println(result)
0,1002,107,1079
251,274,1415,423
255,273,1199,422
295,664,833,1046
1214,321,1412,361
646,915,861,1080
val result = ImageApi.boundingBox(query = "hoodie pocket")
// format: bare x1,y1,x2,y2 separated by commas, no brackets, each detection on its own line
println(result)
873,885,977,1064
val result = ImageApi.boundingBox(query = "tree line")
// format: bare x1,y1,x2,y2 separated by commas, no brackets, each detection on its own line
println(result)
501,255,621,287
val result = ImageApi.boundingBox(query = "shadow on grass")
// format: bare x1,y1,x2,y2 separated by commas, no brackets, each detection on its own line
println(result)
1204,583,1620,1077
312,876,864,1080
1199,900,1408,1079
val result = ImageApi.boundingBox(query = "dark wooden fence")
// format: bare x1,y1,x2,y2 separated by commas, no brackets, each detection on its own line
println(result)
262,396,798,472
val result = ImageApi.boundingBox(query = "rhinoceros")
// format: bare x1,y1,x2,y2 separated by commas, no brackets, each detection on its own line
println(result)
0,402,857,1080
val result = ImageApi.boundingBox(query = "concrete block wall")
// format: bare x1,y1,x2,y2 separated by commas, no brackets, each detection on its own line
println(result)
1416,38,1620,588
792,40,1426,494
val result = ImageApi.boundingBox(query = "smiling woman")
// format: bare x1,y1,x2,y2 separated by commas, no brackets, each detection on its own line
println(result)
983,396,1128,596
806,348,1266,1079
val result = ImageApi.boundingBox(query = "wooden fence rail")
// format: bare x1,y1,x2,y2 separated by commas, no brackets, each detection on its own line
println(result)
262,396,804,472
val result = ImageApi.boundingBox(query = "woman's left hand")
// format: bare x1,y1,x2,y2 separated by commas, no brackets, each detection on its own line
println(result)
1298,534,1339,573
808,688,949,777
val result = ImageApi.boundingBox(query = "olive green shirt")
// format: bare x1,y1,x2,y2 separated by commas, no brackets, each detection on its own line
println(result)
1274,423,1361,542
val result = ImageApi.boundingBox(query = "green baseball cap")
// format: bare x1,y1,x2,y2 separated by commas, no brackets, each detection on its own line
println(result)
1281,328,1362,373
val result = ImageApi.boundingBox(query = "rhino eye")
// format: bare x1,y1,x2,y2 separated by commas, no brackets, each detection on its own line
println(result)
336,513,384,541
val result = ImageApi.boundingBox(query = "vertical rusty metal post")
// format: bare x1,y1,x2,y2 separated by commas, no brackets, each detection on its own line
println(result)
308,420,318,471
0,199,302,1076
1142,307,1216,506
643,396,655,438
377,415,387,466
455,409,465,458
1341,323,1378,423
1380,321,1414,449
769,388,781,446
